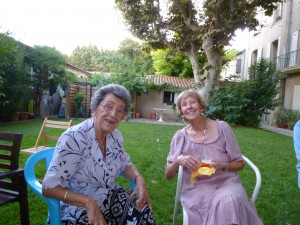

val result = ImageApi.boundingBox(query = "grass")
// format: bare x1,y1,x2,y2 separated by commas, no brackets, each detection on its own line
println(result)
0,118,299,225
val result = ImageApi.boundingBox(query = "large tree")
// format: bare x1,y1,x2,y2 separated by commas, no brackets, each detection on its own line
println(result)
115,0,282,103
26,46,66,116
0,32,28,121
68,45,102,71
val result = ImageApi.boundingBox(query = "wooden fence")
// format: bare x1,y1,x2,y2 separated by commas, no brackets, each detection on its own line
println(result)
66,83,97,118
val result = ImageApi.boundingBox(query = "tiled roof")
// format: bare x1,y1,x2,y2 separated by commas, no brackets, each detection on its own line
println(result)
146,75,195,89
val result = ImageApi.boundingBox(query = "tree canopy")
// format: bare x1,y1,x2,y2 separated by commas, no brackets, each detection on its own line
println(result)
68,45,102,71
26,45,66,116
115,0,283,103
0,33,27,121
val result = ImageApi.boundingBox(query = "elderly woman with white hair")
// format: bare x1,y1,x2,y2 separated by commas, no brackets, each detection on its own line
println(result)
42,84,156,225
165,89,263,225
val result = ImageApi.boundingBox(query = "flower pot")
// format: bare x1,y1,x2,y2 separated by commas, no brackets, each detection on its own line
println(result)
20,112,30,120
10,112,20,122
135,112,141,118
277,124,288,129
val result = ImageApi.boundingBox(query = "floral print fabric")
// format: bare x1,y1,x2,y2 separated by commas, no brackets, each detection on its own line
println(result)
43,118,132,222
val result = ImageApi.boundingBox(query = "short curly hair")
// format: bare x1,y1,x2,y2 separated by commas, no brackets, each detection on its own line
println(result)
90,84,131,116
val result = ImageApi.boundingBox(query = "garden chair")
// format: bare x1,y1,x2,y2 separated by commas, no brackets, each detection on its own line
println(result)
24,147,136,225
0,131,30,225
148,112,157,120
172,155,262,225
22,117,72,154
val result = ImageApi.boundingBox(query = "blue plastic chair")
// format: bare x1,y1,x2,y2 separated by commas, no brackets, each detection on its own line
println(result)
24,147,136,225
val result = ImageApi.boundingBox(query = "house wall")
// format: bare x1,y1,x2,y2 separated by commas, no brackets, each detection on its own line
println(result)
229,0,300,126
284,75,300,110
136,90,179,121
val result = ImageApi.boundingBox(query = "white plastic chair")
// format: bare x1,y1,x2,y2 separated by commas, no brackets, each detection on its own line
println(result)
172,155,262,225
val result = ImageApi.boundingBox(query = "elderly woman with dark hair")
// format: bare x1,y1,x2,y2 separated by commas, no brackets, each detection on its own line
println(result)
42,84,156,225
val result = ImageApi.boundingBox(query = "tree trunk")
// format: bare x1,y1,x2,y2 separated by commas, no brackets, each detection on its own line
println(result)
184,44,202,89
201,37,223,104
34,89,43,117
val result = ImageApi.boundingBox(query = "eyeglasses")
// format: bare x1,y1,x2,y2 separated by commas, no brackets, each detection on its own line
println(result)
181,100,198,109
100,103,125,117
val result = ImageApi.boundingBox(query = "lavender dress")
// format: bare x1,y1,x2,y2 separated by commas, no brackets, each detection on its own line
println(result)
167,120,263,225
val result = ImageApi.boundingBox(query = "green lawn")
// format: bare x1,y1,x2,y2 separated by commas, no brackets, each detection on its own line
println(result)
0,118,298,225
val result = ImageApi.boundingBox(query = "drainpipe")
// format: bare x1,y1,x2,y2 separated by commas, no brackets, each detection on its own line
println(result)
286,0,293,54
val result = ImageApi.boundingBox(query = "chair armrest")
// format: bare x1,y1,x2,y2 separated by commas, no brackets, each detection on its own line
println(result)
242,155,262,203
173,165,183,225
24,148,62,225
0,168,24,179
119,173,136,191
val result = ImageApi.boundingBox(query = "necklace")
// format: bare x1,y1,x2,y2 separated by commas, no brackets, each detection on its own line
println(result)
190,119,208,162
190,119,207,143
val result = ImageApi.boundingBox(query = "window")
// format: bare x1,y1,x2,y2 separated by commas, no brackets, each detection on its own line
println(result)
163,91,175,104
273,3,282,23
236,59,242,73
251,50,258,65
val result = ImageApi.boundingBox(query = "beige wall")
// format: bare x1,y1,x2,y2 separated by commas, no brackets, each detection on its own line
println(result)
240,0,300,125
284,75,300,109
136,90,179,121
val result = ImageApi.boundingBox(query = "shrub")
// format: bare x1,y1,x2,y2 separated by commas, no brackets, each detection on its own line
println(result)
74,92,85,118
206,59,281,128
206,81,246,125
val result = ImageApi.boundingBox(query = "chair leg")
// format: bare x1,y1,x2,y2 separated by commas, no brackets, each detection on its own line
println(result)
19,173,30,225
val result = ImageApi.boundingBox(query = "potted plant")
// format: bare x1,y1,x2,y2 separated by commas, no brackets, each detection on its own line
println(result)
276,108,289,129
74,92,85,118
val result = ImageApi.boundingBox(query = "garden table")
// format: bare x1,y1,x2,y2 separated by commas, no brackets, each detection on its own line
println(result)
153,108,167,122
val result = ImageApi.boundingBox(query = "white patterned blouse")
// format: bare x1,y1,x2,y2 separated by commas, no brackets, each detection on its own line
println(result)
42,118,132,222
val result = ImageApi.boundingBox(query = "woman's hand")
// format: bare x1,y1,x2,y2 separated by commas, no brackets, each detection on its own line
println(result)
130,176,151,211
122,165,152,211
177,155,201,171
85,197,107,225
43,186,108,225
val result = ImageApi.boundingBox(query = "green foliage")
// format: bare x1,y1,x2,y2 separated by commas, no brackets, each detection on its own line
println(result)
26,45,67,116
63,71,82,83
151,49,194,78
115,0,282,102
276,108,300,129
68,45,102,71
89,73,113,87
74,92,86,118
206,81,246,124
113,38,154,75
207,59,281,127
0,119,299,225
0,33,30,121
241,58,281,126
68,39,155,75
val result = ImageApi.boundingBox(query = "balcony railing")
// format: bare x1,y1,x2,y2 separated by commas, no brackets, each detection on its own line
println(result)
275,49,300,70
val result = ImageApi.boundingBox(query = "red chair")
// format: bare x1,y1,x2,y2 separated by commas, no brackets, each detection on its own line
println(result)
148,112,157,120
